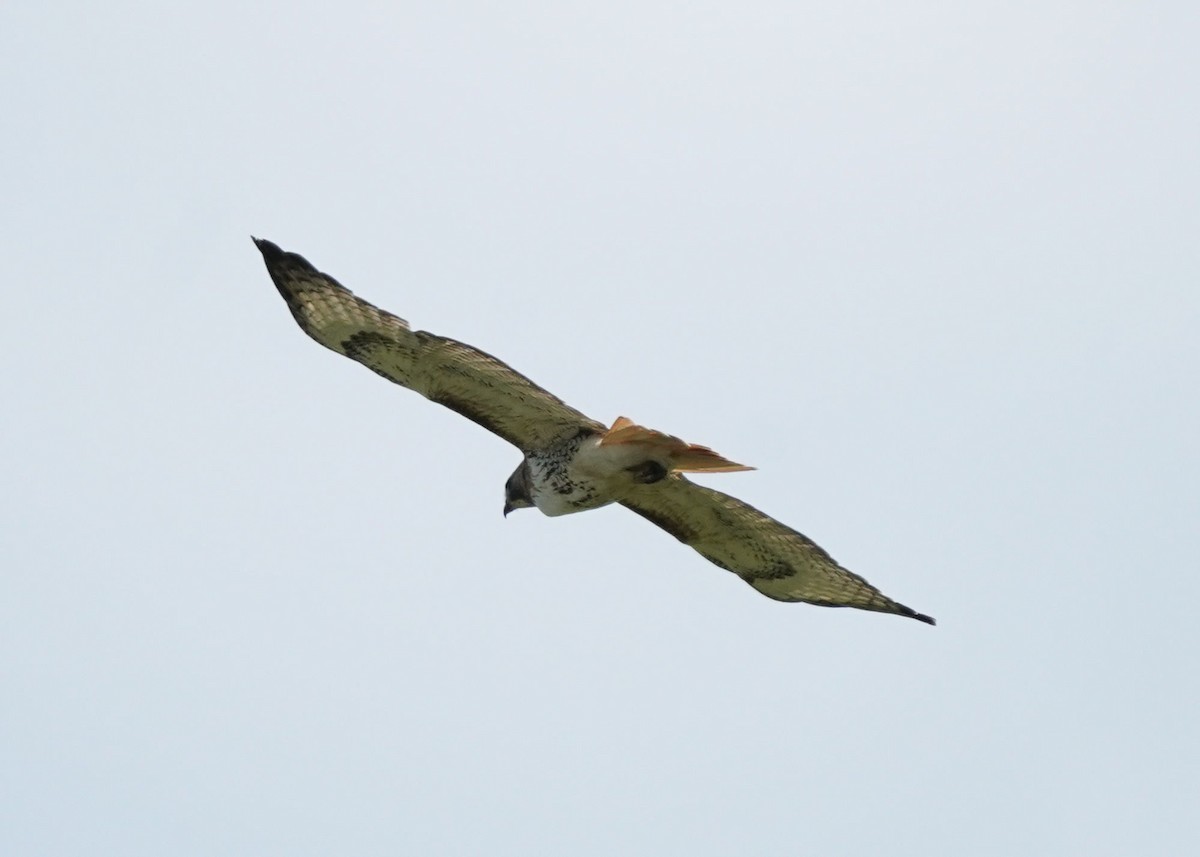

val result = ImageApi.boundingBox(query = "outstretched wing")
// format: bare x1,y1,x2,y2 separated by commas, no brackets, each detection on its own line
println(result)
256,238,605,450
618,476,935,624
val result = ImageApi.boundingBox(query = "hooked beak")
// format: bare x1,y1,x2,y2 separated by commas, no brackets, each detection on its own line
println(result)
503,500,513,518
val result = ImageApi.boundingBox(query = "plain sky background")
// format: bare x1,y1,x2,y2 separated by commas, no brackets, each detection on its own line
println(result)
3,2,1198,854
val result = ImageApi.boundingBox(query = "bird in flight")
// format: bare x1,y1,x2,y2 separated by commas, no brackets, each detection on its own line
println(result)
255,238,934,625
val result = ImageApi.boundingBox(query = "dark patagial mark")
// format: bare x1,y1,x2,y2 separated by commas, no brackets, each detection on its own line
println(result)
339,331,412,385
626,460,668,484
737,561,796,583
342,330,396,361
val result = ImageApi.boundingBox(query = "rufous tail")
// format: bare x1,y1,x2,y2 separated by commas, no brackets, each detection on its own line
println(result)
599,416,754,473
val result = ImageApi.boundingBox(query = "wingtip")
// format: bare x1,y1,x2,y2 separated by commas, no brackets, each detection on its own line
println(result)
913,612,936,626
252,236,283,259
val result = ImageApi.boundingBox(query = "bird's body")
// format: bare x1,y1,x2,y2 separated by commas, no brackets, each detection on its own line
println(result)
520,430,617,517
514,421,737,517
255,238,935,625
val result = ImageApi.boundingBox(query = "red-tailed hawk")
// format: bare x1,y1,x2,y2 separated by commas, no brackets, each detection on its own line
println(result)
256,238,934,625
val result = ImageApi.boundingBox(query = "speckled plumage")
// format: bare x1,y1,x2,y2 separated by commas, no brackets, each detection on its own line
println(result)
255,238,935,625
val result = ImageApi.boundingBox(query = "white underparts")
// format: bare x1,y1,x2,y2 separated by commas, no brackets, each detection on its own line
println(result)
527,434,664,517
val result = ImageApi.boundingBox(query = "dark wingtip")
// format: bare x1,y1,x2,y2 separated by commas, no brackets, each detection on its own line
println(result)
252,237,319,274
252,236,284,260
913,612,936,626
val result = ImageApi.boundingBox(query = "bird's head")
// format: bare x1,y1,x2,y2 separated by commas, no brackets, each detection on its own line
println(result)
503,461,534,517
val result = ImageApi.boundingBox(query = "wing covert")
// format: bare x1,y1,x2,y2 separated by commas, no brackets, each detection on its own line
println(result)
618,475,935,624
255,238,604,450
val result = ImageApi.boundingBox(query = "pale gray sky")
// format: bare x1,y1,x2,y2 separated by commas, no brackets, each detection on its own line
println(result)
3,2,1198,855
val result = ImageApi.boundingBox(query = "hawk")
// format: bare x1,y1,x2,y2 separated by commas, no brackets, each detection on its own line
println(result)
256,238,935,625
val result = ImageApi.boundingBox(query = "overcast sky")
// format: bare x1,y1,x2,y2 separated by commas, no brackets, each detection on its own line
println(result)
3,2,1198,855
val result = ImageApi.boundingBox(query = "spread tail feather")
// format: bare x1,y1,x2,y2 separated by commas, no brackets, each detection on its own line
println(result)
600,416,754,473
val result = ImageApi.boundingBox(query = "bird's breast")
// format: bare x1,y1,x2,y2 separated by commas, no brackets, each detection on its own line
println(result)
526,434,623,517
